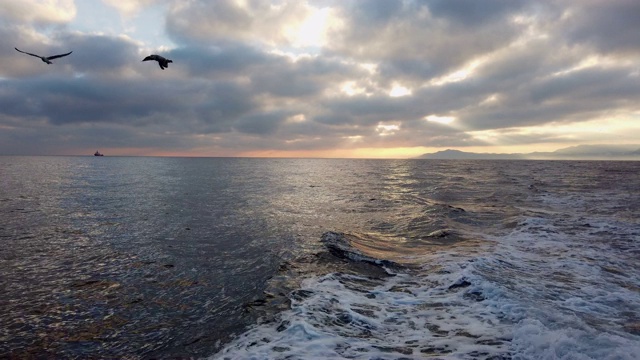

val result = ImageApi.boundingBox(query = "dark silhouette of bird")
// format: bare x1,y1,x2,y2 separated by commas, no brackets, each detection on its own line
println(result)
15,47,72,64
142,54,173,70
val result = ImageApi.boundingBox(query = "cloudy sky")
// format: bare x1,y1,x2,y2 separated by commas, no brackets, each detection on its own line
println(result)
1,0,639,158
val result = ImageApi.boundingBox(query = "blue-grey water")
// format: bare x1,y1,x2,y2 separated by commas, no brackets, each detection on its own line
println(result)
1,157,639,359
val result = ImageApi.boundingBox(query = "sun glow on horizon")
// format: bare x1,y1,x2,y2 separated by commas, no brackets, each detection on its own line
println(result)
467,114,640,147
237,146,438,159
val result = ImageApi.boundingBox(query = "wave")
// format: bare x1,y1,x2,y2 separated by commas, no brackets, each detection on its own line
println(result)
213,231,513,359
214,206,640,360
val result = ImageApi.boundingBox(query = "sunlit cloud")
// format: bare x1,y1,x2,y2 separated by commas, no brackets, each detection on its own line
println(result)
428,60,483,86
550,54,636,77
339,81,370,97
344,135,363,141
376,123,400,136
285,7,339,49
268,49,315,62
388,83,411,97
286,114,306,123
1,0,76,24
467,113,640,147
359,63,378,74
102,0,158,17
424,115,455,125
479,94,500,106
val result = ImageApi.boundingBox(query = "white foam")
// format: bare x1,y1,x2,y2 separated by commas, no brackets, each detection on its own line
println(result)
213,217,640,359
482,186,640,359
512,319,640,360
212,177,640,359
213,256,514,359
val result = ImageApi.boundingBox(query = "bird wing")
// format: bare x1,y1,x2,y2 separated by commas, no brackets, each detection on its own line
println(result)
47,51,73,60
15,48,42,58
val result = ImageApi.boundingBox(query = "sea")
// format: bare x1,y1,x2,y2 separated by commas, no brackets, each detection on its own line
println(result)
1,156,639,359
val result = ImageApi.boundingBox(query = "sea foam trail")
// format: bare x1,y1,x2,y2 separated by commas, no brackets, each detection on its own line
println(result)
214,195,640,360
215,239,640,359
470,173,640,360
213,233,513,359
213,273,512,359
479,205,640,359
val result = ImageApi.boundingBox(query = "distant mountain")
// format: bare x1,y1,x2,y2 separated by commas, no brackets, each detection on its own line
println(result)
415,145,640,160
414,149,526,160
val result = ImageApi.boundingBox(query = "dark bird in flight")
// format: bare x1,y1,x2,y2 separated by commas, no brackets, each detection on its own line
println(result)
15,47,72,64
142,54,173,70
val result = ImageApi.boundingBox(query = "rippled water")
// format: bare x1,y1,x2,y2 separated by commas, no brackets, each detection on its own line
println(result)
1,157,639,359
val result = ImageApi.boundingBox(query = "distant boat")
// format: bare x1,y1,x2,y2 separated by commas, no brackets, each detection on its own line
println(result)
94,150,104,156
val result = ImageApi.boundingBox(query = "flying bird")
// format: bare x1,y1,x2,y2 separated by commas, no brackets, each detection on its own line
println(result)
15,47,72,64
142,54,173,70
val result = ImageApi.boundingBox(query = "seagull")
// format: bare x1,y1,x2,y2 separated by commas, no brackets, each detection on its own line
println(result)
142,54,173,70
15,47,72,64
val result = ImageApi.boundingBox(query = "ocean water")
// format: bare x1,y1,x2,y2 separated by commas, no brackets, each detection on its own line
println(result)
1,157,639,359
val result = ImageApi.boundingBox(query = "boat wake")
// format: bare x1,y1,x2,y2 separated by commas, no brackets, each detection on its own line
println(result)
213,232,513,360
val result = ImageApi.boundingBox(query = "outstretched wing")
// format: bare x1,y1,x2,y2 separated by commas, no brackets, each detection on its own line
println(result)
47,51,72,60
15,48,42,58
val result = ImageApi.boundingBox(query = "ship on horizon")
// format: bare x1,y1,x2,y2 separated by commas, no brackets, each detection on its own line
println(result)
94,150,104,156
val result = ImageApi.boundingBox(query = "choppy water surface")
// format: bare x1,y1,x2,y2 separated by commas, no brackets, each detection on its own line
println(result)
1,157,638,359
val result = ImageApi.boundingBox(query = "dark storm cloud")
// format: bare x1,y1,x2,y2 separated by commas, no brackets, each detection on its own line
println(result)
252,56,359,98
172,43,359,98
528,67,640,105
563,0,640,54
327,0,525,82
316,95,414,126
2,29,140,78
194,81,258,132
233,111,288,135
348,0,404,24
0,73,260,135
1,77,181,124
377,59,436,87
54,33,140,73
1,28,62,77
165,1,251,44
172,43,274,77
456,65,640,131
471,39,577,90
425,0,527,27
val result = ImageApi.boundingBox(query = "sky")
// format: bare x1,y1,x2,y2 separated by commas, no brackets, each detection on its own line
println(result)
1,0,640,158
